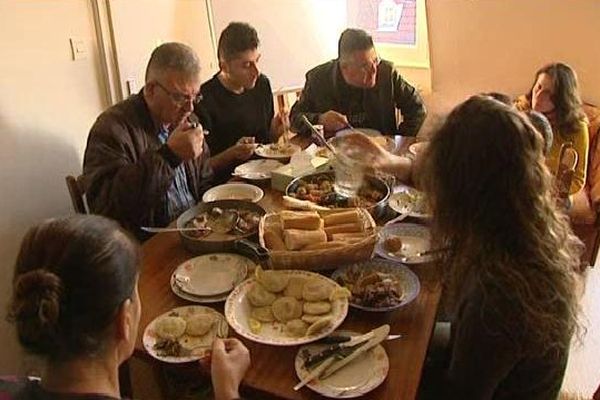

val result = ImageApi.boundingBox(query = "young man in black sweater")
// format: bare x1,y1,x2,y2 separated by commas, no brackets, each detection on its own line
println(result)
196,22,287,180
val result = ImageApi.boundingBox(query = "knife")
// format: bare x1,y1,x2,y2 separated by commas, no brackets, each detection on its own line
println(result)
321,324,390,380
305,331,401,369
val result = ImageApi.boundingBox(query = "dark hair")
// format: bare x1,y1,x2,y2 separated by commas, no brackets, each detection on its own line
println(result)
527,62,587,134
525,110,553,155
217,22,259,62
338,28,374,62
421,95,581,355
7,215,140,360
481,92,512,106
145,42,200,82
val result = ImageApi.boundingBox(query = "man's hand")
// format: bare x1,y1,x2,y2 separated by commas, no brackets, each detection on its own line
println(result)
318,110,349,134
166,121,204,161
225,136,256,162
210,338,250,400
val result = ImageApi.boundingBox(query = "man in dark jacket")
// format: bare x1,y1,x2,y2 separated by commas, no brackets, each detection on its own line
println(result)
290,28,426,137
83,42,213,240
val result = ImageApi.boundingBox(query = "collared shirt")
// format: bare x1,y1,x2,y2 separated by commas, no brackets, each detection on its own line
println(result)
158,127,196,220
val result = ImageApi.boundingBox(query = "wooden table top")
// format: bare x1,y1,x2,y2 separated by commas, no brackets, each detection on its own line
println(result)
134,135,441,399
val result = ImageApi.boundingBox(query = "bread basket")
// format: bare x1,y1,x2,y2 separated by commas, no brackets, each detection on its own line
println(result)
258,208,377,271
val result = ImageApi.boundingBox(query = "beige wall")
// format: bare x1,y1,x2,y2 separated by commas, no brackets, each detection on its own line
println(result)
0,0,106,373
422,0,600,133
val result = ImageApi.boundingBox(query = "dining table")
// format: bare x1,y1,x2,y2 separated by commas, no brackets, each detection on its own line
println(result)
133,134,443,400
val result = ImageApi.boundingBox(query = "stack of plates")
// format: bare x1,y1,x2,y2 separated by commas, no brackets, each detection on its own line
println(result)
170,253,253,303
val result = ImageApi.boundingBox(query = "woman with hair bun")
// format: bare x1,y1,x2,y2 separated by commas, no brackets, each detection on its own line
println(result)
1,215,249,400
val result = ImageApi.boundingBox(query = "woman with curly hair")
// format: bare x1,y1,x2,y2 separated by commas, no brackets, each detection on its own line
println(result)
1,215,249,400
517,63,589,194
346,95,582,398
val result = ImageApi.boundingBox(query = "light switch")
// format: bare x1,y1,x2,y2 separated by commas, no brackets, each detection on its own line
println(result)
69,37,87,61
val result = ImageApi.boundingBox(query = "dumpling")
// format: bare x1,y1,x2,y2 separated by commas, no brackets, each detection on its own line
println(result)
255,266,289,293
155,315,186,340
285,319,309,337
247,283,277,307
271,296,303,322
284,276,307,300
185,313,215,336
251,306,275,322
303,280,333,302
306,316,334,336
302,313,332,324
303,301,332,315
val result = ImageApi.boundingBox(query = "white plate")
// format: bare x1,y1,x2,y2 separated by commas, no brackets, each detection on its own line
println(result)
225,270,349,346
294,330,389,398
172,253,251,297
170,275,230,303
388,184,431,219
233,159,284,180
202,183,264,203
143,305,228,363
376,223,433,264
254,143,301,160
332,260,420,312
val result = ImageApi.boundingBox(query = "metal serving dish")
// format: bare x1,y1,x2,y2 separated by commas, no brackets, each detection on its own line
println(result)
176,200,266,255
285,171,391,220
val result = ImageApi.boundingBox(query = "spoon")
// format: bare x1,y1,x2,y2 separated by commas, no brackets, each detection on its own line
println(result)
141,226,212,233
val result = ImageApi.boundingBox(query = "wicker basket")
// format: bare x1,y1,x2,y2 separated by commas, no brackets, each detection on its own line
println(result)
258,208,377,271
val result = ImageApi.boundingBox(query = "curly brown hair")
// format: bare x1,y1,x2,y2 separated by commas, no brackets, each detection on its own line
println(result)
421,95,582,355
528,62,587,135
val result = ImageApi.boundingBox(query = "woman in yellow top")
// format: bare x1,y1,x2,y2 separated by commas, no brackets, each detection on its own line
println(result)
518,62,589,195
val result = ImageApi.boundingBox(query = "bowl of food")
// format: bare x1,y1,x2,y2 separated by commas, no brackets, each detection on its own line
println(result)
332,259,420,312
285,172,390,219
176,200,266,254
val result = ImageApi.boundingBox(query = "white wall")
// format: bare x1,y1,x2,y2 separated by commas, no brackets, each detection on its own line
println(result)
422,0,600,135
0,0,106,373
210,0,348,89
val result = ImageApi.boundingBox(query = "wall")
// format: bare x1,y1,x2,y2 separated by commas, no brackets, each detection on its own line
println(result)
422,0,600,134
0,0,106,373
210,0,348,90
108,0,217,98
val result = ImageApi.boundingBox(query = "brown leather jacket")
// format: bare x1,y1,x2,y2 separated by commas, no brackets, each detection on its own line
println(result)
83,91,213,240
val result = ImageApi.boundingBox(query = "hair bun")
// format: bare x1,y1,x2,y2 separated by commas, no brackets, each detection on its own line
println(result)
9,269,63,354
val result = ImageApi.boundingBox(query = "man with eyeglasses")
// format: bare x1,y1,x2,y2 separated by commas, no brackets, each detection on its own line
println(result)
83,42,213,240
290,28,426,138
195,22,287,181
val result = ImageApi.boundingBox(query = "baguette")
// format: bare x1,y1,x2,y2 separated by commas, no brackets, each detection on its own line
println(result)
323,210,361,226
281,210,323,230
263,228,286,250
331,232,367,242
324,223,362,239
284,229,327,250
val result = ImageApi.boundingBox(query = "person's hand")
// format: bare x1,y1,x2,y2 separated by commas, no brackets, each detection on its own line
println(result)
318,110,349,134
210,338,250,400
224,136,256,162
166,121,204,161
271,110,290,140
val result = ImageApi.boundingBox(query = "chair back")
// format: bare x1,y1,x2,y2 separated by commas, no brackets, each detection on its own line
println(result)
65,175,87,214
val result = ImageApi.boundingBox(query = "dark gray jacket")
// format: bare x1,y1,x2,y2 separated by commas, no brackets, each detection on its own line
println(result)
290,59,426,136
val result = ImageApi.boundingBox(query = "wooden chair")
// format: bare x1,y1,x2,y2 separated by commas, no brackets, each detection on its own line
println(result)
570,103,600,268
65,175,87,214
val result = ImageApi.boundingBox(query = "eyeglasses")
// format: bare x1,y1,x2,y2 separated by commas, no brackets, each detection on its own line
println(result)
349,56,381,73
154,81,202,106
